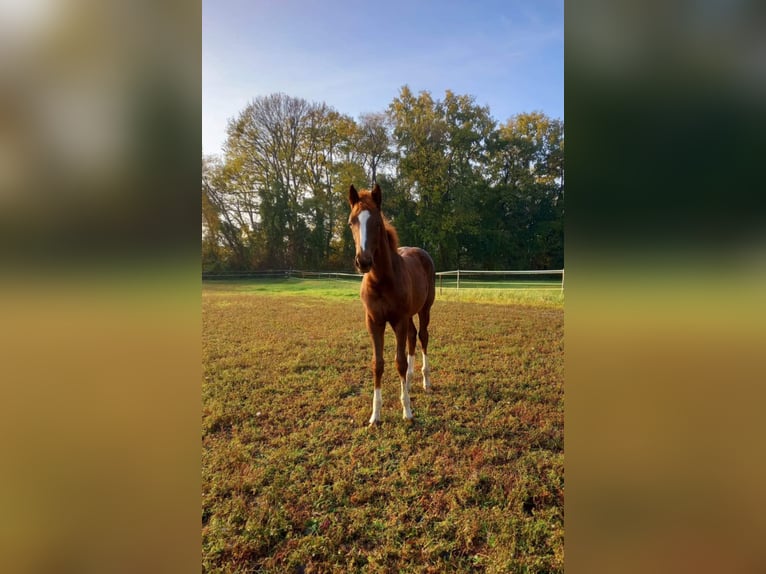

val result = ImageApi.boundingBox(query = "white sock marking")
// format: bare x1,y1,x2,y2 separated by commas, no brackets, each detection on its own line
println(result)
400,379,413,419
370,387,382,424
401,354,415,419
421,353,431,390
358,210,371,251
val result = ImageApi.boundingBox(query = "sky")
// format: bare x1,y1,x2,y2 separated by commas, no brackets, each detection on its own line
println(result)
203,0,563,156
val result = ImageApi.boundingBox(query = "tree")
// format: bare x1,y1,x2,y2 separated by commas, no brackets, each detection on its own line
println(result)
355,112,393,184
439,90,496,268
202,155,255,270
388,87,448,266
490,112,564,268
202,90,564,273
299,105,357,268
388,86,496,269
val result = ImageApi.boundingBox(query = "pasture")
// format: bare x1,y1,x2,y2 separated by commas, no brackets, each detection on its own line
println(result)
202,279,563,573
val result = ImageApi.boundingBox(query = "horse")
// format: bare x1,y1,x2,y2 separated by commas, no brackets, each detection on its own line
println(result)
347,183,435,425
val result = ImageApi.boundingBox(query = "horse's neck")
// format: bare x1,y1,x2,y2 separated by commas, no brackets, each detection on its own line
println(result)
369,234,399,283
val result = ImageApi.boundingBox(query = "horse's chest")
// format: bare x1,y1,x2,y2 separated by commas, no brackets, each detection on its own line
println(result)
362,286,408,322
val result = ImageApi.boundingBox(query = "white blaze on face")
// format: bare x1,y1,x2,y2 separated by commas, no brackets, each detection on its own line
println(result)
358,210,371,251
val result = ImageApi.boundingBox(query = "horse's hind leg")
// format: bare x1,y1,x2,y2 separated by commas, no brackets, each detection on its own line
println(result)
418,307,432,390
406,317,417,393
395,320,413,421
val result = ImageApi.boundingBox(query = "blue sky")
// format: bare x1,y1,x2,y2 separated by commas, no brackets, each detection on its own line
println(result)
203,0,563,156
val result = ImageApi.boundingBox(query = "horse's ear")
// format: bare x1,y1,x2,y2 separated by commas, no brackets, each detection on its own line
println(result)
348,185,359,206
371,183,381,208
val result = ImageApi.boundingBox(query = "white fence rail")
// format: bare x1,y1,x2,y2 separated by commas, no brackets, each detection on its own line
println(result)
435,269,564,294
202,268,565,293
202,269,362,280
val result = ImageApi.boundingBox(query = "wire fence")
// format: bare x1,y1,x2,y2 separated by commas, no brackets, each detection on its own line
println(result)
202,268,564,293
202,269,362,281
435,269,564,294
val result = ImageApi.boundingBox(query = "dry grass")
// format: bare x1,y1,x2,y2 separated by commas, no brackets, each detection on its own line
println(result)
202,286,563,573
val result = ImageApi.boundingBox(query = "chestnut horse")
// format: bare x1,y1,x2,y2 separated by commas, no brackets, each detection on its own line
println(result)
347,183,435,425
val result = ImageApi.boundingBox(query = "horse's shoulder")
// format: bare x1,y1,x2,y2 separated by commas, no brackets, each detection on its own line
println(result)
397,246,419,257
398,246,434,270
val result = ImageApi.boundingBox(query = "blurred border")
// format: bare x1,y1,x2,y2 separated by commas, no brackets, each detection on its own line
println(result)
0,1,201,572
5,0,766,572
566,1,766,573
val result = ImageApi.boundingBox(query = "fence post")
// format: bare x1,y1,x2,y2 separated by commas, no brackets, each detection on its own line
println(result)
456,269,460,294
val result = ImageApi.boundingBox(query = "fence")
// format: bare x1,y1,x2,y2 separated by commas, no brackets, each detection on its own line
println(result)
203,268,564,293
202,269,362,281
435,269,564,294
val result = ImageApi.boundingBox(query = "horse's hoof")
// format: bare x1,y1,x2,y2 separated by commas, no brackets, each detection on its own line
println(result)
368,420,382,428
403,416,414,424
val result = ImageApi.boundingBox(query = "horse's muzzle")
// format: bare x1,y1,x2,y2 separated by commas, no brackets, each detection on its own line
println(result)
355,254,372,273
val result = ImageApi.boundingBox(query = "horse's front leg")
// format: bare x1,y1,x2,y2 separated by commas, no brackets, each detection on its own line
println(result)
394,319,413,421
366,315,385,426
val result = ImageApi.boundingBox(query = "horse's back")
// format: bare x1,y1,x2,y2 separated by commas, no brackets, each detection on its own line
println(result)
398,246,434,276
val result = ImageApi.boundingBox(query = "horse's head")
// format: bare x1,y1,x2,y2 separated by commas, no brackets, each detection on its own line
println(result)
348,183,383,274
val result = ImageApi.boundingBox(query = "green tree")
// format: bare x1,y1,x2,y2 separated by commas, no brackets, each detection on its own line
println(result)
202,91,563,274
388,86,495,269
355,112,394,184
299,105,357,268
439,90,496,268
490,111,564,268
389,87,449,266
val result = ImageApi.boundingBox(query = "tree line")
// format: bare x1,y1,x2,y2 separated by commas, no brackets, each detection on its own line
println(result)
202,86,563,272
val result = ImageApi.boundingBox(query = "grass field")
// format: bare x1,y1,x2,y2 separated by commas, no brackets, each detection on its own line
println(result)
202,280,563,573
203,277,564,308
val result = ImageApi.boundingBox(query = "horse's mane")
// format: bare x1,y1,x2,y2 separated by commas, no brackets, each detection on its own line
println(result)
358,190,399,251
382,216,399,250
